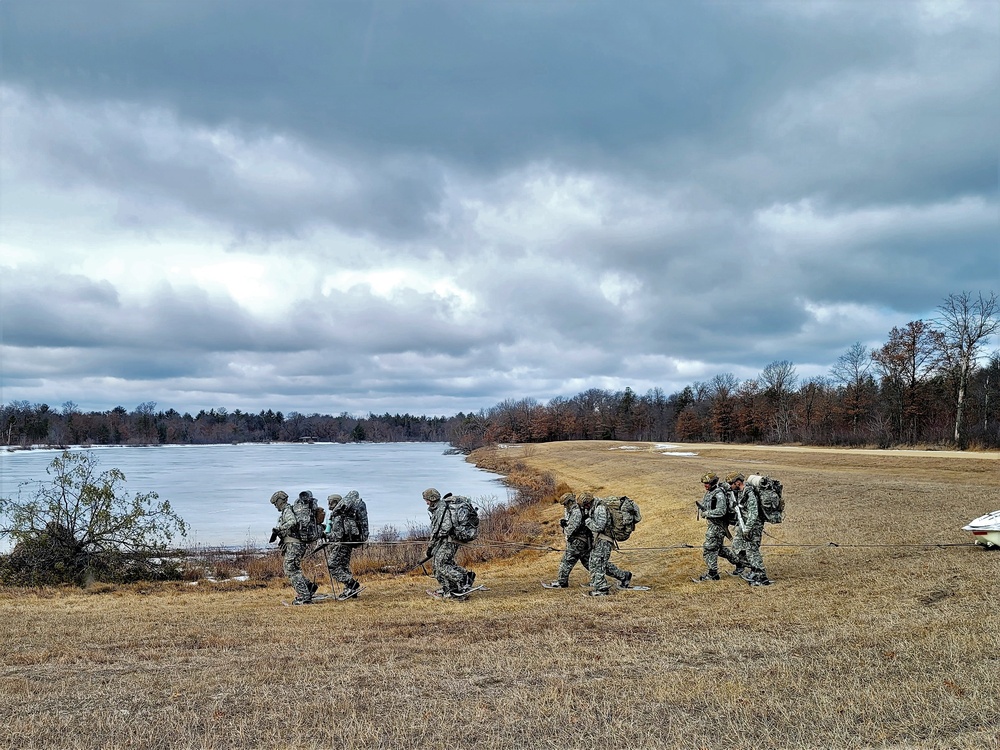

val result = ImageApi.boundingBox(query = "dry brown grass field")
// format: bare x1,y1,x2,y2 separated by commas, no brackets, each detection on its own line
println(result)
2,441,998,750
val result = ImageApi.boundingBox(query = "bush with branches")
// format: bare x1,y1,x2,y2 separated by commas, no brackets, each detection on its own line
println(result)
0,450,188,585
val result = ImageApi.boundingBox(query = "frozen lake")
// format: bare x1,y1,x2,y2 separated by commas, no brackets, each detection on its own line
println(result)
0,443,509,549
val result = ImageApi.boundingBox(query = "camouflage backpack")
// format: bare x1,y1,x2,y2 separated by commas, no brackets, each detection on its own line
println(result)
603,495,642,541
338,491,370,545
747,474,784,524
292,495,323,542
446,495,480,543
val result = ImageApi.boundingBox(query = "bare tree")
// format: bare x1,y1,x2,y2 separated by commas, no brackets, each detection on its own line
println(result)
935,291,1000,446
709,373,740,441
709,372,740,399
831,342,872,387
830,342,877,434
872,321,944,444
760,360,798,441
760,359,798,397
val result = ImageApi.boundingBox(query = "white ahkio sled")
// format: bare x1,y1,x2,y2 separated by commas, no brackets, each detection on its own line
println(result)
962,510,1000,549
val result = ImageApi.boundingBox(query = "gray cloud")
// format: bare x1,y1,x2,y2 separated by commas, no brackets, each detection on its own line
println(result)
1,0,997,415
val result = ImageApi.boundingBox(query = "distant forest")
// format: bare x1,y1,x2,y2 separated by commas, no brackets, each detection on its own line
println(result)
5,294,1000,451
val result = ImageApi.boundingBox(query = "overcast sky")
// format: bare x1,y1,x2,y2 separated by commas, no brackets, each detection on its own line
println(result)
1,1,997,418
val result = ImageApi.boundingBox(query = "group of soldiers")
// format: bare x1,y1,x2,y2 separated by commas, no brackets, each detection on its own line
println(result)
694,471,772,586
268,471,775,604
268,486,476,604
269,489,369,605
549,492,633,596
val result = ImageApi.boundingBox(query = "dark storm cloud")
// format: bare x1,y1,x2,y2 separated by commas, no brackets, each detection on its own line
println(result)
5,2,990,185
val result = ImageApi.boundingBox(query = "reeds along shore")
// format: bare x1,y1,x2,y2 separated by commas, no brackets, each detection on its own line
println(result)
2,440,998,750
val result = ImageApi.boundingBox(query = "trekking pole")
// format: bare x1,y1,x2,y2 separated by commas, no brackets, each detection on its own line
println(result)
321,541,338,596
305,541,331,560
389,555,433,576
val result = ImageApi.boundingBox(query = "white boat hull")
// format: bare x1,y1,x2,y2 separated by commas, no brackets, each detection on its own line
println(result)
962,510,1000,548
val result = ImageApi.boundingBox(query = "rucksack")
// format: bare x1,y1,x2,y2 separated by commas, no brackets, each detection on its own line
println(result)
291,499,323,542
603,495,642,541
747,474,784,524
447,495,480,543
339,491,370,544
698,487,731,521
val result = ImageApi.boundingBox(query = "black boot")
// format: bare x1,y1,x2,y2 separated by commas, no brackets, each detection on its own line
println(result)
337,580,361,600
692,570,720,583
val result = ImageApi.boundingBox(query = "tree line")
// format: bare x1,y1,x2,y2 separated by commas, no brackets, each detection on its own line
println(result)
1,403,455,447
4,292,998,452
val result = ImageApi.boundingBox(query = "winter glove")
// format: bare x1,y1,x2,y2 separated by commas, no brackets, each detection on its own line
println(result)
559,519,568,528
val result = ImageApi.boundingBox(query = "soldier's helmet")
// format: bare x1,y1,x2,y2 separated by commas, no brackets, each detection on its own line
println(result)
701,472,719,486
327,493,343,509
422,488,441,503
559,492,576,506
270,491,289,506
578,492,595,507
299,490,314,501
724,471,745,484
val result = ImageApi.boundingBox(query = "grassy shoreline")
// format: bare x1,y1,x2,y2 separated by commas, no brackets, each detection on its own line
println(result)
2,441,998,749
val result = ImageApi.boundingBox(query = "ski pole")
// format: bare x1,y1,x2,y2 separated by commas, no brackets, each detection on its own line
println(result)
321,542,338,595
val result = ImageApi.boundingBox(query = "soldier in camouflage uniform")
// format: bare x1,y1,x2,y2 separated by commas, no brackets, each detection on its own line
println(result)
693,472,743,582
727,473,771,586
270,490,314,604
724,472,750,579
423,488,474,597
582,493,633,597
324,491,365,600
547,492,593,587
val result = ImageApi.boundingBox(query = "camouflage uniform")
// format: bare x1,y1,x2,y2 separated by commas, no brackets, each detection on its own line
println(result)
736,483,768,584
324,491,364,597
554,493,592,586
724,477,750,577
584,499,632,595
424,488,472,596
270,491,313,603
697,481,742,579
